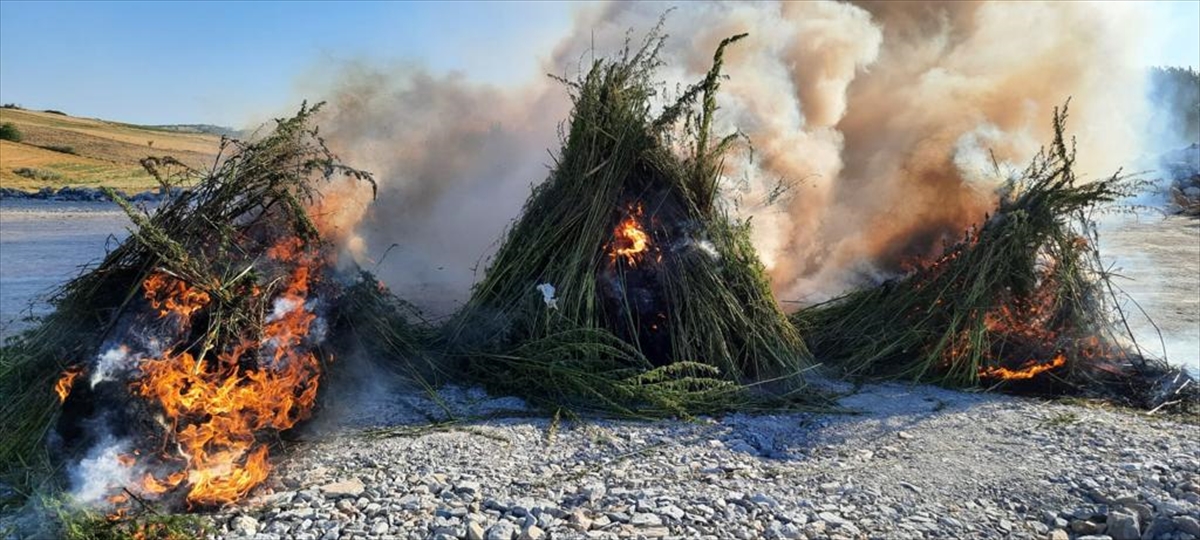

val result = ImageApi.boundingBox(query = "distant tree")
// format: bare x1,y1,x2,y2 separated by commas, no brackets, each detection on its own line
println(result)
1149,66,1200,145
0,122,22,142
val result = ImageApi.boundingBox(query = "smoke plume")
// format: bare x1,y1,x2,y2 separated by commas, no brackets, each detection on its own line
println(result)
309,62,567,317
309,1,1158,310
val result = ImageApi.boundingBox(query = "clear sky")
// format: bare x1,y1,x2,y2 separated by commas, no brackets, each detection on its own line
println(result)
1141,0,1200,69
1,1,1197,126
0,1,577,125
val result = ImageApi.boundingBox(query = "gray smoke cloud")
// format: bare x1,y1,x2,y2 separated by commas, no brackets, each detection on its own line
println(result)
308,1,1158,311
308,62,569,317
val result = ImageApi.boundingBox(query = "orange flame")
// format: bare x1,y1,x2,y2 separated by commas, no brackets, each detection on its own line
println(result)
106,496,129,522
920,236,1120,384
945,259,1076,381
143,273,211,320
55,367,83,403
610,204,651,266
131,236,322,506
979,353,1067,380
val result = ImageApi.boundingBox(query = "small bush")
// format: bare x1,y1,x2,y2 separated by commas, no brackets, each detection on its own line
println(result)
0,122,22,142
12,167,63,182
1,103,21,109
42,109,67,116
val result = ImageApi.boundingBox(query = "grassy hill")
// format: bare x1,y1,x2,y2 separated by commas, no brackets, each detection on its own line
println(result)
0,108,223,193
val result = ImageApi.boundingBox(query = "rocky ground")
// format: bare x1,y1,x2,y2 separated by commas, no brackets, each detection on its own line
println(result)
191,383,1199,540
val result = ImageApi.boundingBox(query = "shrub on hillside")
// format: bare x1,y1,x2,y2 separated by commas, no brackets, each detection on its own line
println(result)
12,167,63,182
0,122,22,142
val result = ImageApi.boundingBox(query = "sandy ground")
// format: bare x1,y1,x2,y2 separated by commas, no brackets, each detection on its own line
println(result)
1097,213,1200,375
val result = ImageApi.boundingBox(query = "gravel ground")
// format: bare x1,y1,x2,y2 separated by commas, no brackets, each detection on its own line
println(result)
193,382,1198,540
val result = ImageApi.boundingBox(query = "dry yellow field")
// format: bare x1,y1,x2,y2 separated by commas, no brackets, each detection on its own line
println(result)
0,108,222,192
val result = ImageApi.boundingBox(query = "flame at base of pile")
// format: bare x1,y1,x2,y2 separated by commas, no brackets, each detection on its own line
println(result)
0,103,376,518
794,104,1197,411
978,354,1067,381
53,212,336,512
129,238,323,506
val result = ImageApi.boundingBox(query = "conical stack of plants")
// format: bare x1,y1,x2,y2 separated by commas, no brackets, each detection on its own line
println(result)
793,104,1195,411
448,30,814,416
0,103,417,508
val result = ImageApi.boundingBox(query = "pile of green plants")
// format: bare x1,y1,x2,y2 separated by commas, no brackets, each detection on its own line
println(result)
445,28,816,417
326,269,441,389
793,104,1195,411
0,31,827,536
12,24,1196,540
0,103,395,502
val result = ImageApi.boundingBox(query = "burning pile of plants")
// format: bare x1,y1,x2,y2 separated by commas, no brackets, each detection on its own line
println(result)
793,105,1196,412
0,103,392,518
0,32,832,534
446,30,817,417
4,26,1197,540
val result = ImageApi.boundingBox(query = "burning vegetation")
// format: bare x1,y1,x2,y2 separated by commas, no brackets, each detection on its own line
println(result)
0,103,375,519
608,203,654,267
793,104,1196,410
446,29,815,416
0,23,1194,539
129,239,323,507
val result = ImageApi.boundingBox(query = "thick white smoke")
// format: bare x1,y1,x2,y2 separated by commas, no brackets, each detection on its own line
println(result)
70,438,134,506
308,63,568,317
309,1,1160,311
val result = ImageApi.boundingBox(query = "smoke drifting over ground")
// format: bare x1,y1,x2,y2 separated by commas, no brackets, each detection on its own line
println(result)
310,1,1162,311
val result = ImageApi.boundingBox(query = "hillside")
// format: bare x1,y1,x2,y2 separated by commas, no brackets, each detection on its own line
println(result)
0,108,223,193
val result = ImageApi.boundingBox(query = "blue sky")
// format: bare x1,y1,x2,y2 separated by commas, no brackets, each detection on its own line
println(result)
1,1,1197,126
1141,0,1200,68
0,1,577,125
